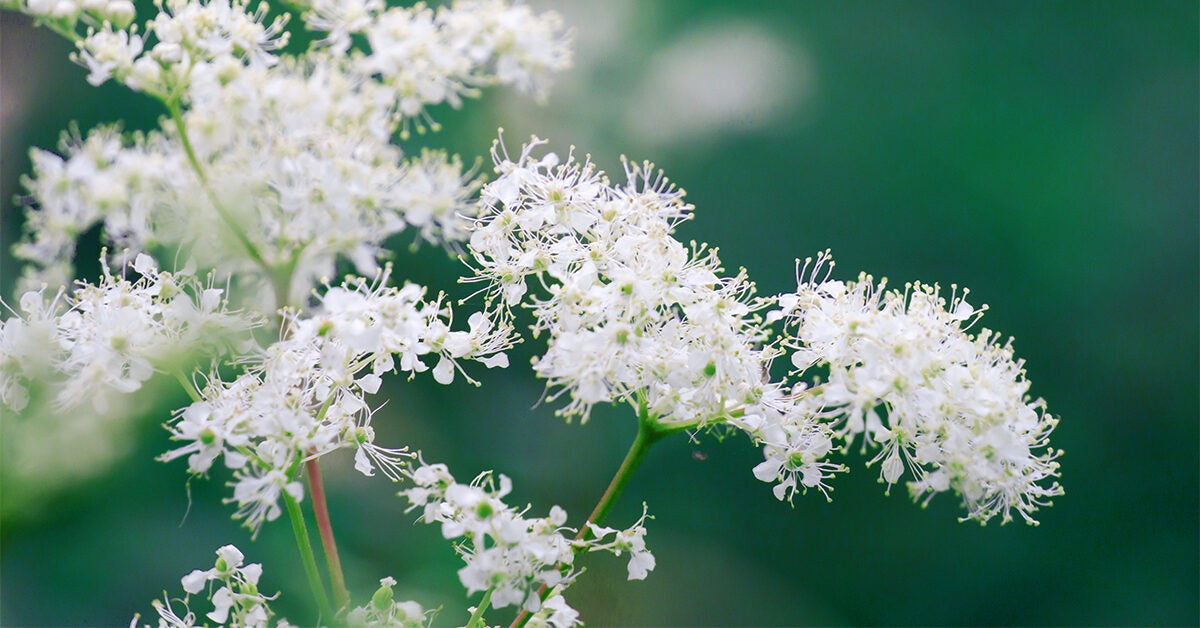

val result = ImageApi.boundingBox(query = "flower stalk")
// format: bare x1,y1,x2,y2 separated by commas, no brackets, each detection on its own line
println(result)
306,455,351,612
283,489,334,622
510,399,683,628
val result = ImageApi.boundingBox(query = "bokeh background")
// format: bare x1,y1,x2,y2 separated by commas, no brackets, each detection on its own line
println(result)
2,1,1197,625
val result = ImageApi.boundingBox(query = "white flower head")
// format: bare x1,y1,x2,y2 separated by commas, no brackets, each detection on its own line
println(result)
160,269,509,535
468,136,777,430
136,544,278,628
0,252,258,414
399,458,655,619
775,252,1064,524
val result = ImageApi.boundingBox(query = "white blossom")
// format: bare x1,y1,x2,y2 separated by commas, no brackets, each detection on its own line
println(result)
399,459,654,620
0,253,257,413
160,268,511,535
774,252,1064,524
7,0,135,29
469,137,774,427
298,0,572,132
75,22,144,86
135,545,279,628
466,137,841,499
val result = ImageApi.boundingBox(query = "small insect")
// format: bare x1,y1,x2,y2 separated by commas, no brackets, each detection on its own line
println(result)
691,450,708,461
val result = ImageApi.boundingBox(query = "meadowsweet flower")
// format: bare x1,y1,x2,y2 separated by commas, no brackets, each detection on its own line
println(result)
0,253,257,413
586,504,655,580
399,459,653,619
526,595,581,628
469,137,770,426
298,0,572,132
160,268,511,534
75,22,144,86
774,252,1063,524
146,0,289,70
7,0,135,29
16,0,570,305
466,137,841,500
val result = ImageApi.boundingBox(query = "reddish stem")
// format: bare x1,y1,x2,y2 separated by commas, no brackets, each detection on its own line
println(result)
307,455,351,611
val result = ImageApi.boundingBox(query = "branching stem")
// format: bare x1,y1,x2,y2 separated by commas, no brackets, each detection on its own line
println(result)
509,400,689,627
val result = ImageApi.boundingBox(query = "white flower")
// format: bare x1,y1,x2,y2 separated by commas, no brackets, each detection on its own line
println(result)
774,252,1064,524
586,503,656,581
526,594,581,628
10,0,135,28
0,253,257,413
75,23,144,86
346,0,571,132
159,269,509,535
394,149,484,247
148,0,289,70
399,459,655,616
468,137,777,430
136,545,278,628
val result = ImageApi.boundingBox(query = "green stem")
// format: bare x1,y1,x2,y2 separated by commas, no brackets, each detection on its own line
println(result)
574,402,673,540
171,370,201,403
38,17,82,43
284,489,335,622
510,401,681,628
466,587,495,628
307,456,351,612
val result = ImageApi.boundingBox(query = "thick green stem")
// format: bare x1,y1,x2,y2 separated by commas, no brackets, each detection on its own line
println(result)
284,489,334,622
307,456,351,611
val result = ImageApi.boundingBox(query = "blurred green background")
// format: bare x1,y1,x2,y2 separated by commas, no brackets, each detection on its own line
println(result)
2,1,1197,625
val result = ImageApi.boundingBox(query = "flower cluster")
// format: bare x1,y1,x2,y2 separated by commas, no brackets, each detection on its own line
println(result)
300,0,572,121
160,269,512,534
467,137,842,500
0,253,256,413
774,253,1064,524
469,138,770,426
13,0,570,304
5,0,1067,624
400,459,654,624
138,545,278,628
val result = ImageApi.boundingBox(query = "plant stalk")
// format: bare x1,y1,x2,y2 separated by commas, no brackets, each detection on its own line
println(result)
307,456,351,611
284,489,334,622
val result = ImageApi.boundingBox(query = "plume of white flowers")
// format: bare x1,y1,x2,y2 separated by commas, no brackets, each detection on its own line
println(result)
299,0,572,128
160,268,511,534
772,252,1064,524
469,138,760,424
13,0,570,305
467,137,842,499
0,253,257,413
5,0,1067,624
399,459,653,623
